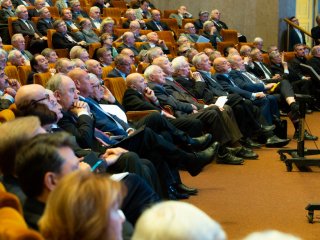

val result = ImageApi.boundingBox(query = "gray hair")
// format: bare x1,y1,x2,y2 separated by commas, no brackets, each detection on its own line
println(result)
46,73,63,92
144,65,161,81
172,56,188,72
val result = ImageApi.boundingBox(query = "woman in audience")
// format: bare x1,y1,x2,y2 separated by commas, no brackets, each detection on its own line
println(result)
132,201,226,240
100,17,117,39
39,170,126,240
100,33,118,59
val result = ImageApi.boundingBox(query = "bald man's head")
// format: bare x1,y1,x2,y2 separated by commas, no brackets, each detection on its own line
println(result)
126,73,146,93
15,84,47,108
68,68,91,97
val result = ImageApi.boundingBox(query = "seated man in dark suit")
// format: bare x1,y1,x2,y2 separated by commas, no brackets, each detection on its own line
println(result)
0,0,16,24
0,68,20,111
181,23,200,43
129,20,147,42
52,19,86,49
201,21,222,48
70,0,89,21
88,6,102,29
107,54,132,79
27,54,49,84
27,0,45,18
11,33,33,64
269,50,312,96
210,9,247,42
12,0,32,8
194,10,209,33
36,7,54,36
146,9,171,32
123,8,147,29
213,57,291,146
116,32,139,56
61,8,80,32
13,5,47,54
139,32,170,55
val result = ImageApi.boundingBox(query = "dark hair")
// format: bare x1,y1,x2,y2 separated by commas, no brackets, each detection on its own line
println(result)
17,102,57,126
30,54,41,72
289,16,296,21
15,132,76,198
223,46,235,57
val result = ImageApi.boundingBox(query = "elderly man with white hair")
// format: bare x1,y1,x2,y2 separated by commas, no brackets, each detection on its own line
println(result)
253,37,267,53
89,6,102,29
133,201,226,240
139,32,169,54
116,32,139,56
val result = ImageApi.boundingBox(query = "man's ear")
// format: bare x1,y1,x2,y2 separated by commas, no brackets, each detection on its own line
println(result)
43,172,59,192
74,79,81,89
54,90,61,101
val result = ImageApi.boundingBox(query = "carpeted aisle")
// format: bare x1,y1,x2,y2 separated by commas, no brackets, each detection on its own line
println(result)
181,112,320,240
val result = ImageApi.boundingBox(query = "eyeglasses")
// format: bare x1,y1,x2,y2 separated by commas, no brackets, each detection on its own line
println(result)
92,84,101,89
30,94,50,105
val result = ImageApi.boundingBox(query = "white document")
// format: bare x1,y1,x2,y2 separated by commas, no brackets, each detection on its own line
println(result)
215,96,228,108
99,104,128,123
110,172,129,181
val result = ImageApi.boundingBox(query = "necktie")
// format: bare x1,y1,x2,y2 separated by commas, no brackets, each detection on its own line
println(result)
258,62,271,79
242,71,260,84
94,128,117,146
65,34,77,43
173,80,198,103
155,21,163,31
25,21,34,31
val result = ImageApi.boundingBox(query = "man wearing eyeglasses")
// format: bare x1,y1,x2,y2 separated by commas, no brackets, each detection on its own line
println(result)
181,23,200,43
0,69,20,111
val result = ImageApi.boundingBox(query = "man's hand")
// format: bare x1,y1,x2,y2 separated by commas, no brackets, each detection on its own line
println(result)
255,92,266,98
272,74,281,80
265,83,276,90
4,88,17,98
71,101,91,115
191,71,203,82
102,147,128,166
102,85,116,103
162,110,176,119
144,87,157,102
8,78,20,91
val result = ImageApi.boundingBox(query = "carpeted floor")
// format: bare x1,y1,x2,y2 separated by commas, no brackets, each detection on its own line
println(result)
181,112,320,240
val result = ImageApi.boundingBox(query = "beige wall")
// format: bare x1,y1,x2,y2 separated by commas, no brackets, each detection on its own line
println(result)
153,0,280,50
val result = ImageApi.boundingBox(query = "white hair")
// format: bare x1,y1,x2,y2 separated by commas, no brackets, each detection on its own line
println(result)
132,201,227,240
243,230,301,240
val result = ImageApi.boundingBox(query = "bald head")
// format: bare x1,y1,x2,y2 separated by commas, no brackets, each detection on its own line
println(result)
15,84,47,108
213,57,230,73
68,68,91,97
126,73,146,93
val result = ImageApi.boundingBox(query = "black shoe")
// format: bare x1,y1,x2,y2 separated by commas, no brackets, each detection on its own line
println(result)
189,133,213,151
257,124,276,135
217,152,244,165
176,183,198,195
187,141,220,176
265,135,290,148
293,130,318,141
227,146,259,160
240,138,262,149
167,185,189,200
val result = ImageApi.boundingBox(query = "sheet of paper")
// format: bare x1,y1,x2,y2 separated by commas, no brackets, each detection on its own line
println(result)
99,104,128,123
110,172,129,181
215,96,228,108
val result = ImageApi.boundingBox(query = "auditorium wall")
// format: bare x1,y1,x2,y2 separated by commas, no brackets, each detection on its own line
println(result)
153,0,296,51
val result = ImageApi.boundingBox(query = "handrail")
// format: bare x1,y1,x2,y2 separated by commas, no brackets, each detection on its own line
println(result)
283,18,312,38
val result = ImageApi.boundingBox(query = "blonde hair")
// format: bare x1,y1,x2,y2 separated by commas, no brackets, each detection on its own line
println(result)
39,170,126,240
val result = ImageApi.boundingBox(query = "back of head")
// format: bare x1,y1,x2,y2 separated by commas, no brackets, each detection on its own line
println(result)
39,170,125,240
0,116,41,176
243,230,301,240
132,201,226,240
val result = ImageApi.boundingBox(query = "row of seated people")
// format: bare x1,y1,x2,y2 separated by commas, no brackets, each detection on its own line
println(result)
0,120,301,239
0,46,314,240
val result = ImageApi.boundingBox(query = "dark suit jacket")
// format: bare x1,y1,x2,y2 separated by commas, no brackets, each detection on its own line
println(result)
212,19,228,32
288,56,307,76
269,63,302,83
306,56,320,75
90,18,101,29
139,42,170,54
311,26,320,45
36,18,54,36
28,8,40,18
288,28,306,51
12,0,29,7
0,8,15,24
107,68,126,78
146,20,171,31
12,19,43,37
246,61,274,81
215,73,254,99
229,70,265,92
116,43,139,56
194,19,204,32
52,31,80,49
122,88,162,112
148,82,194,117
71,10,89,21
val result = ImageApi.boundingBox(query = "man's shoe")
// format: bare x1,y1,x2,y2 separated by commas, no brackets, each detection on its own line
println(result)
187,141,220,176
217,152,244,165
265,135,290,148
227,146,259,160
293,130,318,141
176,183,198,195
240,138,262,149
189,133,213,151
167,185,189,200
